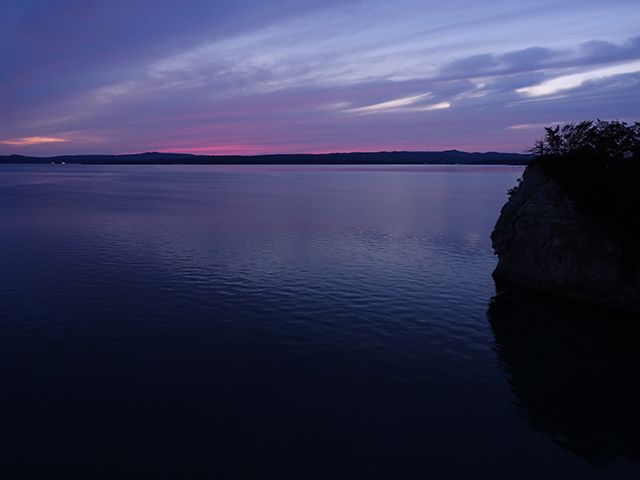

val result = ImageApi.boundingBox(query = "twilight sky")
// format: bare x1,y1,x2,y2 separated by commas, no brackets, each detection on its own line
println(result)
1,0,639,155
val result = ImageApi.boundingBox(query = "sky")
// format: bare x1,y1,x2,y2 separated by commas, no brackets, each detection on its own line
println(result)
1,0,639,155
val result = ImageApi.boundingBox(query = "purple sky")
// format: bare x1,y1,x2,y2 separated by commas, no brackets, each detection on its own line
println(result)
2,0,639,155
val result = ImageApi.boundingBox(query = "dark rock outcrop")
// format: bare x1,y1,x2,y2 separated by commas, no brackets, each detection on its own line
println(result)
491,163,640,314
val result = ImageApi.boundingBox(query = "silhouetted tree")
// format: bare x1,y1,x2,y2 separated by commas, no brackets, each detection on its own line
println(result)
532,120,639,161
528,119,640,269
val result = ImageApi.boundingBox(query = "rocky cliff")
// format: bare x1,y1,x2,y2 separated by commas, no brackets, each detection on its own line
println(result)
491,164,640,315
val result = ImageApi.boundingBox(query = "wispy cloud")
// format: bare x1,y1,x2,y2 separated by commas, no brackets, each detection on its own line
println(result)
344,93,432,114
0,136,68,146
415,102,451,112
507,122,566,130
516,59,640,96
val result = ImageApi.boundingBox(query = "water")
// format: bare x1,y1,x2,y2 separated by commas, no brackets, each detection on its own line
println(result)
0,164,638,479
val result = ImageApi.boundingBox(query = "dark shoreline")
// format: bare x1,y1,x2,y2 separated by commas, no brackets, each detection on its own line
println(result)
0,150,531,166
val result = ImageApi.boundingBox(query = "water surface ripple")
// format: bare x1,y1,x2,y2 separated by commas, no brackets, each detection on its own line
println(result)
1,164,638,479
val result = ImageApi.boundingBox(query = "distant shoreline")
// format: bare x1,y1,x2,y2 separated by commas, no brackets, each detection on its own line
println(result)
0,150,531,166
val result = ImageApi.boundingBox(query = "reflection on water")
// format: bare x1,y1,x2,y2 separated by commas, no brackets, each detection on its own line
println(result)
489,285,640,466
2,165,639,478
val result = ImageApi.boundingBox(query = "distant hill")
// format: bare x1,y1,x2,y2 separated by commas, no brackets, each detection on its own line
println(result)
0,150,531,165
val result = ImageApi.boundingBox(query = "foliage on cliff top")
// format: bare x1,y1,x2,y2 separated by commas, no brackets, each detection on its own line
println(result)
530,120,639,232
531,120,640,160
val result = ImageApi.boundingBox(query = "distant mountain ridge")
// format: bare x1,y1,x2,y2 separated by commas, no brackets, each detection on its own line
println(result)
0,150,531,165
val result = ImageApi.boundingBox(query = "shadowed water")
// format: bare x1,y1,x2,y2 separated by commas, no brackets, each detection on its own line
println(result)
0,164,638,479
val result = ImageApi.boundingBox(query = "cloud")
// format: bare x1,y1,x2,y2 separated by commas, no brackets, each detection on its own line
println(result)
442,54,499,76
437,35,640,83
501,47,556,68
507,122,566,130
2,1,640,155
344,93,432,114
0,136,68,146
578,37,640,64
415,102,451,112
516,59,640,96
342,92,453,115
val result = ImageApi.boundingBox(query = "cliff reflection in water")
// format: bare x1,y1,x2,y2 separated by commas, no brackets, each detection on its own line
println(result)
488,286,640,466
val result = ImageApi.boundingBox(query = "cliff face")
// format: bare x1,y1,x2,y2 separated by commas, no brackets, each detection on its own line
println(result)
491,164,640,314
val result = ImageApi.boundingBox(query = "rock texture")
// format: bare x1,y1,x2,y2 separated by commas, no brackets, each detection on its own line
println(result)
491,164,640,315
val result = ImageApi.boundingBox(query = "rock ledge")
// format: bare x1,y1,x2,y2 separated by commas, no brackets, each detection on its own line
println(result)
491,164,640,314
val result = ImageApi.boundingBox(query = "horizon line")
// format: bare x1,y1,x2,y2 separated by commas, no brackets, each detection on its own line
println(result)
1,149,531,159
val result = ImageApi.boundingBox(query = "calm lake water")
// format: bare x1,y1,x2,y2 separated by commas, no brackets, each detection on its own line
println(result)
1,164,639,479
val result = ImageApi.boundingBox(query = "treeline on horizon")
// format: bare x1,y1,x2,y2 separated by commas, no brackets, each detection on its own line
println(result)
0,150,531,165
